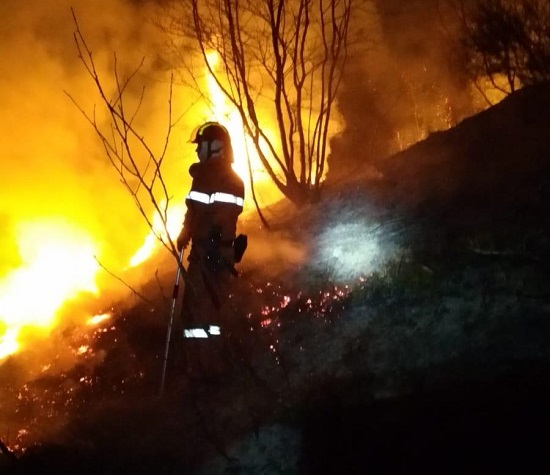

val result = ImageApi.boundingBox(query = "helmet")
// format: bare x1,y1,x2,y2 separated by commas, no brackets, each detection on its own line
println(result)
191,121,234,163
191,121,230,144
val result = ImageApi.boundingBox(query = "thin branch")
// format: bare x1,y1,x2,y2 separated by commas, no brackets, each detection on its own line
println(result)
94,257,155,306
69,8,188,290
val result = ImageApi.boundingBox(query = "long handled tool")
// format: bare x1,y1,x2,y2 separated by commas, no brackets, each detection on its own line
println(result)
159,248,185,398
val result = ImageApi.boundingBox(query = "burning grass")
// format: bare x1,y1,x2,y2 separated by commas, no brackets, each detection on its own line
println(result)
3,207,550,473
0,265,356,453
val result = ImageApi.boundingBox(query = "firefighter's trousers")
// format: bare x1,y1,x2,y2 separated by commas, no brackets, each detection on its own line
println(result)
180,246,233,379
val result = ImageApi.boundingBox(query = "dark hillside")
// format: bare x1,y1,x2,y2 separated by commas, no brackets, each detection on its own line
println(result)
373,81,550,221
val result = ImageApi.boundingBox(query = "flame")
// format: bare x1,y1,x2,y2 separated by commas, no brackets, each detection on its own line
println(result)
128,49,280,267
0,219,100,360
87,312,111,326
205,50,259,181
129,201,185,268
0,327,19,361
204,49,332,190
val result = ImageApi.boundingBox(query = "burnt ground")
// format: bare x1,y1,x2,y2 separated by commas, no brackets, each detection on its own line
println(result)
2,82,550,474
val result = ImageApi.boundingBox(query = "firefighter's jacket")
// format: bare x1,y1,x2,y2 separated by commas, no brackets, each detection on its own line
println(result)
181,159,244,247
179,158,244,346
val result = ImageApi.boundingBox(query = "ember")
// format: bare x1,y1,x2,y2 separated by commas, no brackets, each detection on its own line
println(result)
87,312,111,326
236,278,353,342
0,304,149,452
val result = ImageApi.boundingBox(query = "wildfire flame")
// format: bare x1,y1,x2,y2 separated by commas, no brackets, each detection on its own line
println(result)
0,219,99,359
87,312,111,326
129,200,185,268
204,50,267,183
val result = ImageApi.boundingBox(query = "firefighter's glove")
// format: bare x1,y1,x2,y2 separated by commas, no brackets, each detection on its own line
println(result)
176,228,190,252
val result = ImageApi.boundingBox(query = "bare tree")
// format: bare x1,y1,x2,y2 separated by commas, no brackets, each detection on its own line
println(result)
67,11,184,268
457,0,550,101
162,0,353,207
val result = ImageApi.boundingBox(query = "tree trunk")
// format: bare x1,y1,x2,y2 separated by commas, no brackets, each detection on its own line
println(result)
284,178,320,208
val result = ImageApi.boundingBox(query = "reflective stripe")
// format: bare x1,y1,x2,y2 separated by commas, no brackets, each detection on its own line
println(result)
187,191,243,207
184,329,208,338
183,325,221,338
187,190,210,204
211,192,244,206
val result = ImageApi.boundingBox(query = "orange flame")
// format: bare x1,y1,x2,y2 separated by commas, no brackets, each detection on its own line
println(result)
87,312,111,326
129,201,185,268
204,50,280,194
0,219,100,359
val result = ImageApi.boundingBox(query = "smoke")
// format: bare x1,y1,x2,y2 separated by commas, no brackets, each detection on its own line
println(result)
330,0,476,180
0,0,191,282
372,0,473,122
241,227,308,280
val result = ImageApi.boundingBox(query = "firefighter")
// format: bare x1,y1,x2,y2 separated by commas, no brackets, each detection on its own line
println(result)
176,121,245,381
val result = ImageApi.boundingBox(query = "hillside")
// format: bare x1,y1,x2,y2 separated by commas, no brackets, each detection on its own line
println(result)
2,82,550,474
